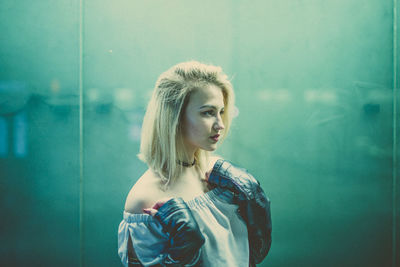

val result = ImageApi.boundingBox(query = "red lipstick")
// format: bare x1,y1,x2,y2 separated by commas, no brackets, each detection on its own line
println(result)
210,134,220,141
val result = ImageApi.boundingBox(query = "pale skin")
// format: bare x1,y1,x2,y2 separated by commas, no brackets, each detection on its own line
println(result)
124,84,226,216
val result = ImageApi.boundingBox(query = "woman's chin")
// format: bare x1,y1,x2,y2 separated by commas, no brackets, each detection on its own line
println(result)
205,144,217,151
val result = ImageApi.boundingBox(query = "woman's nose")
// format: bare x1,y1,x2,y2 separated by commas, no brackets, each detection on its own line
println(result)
214,117,225,131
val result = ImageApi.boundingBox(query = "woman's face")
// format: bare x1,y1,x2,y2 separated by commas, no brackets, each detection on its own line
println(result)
181,84,225,154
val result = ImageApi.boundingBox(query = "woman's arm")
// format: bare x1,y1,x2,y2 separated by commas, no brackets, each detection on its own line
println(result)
207,159,272,265
122,175,205,266
151,198,205,266
120,198,204,267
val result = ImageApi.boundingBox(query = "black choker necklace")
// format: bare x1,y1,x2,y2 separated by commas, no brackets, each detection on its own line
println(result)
177,159,196,167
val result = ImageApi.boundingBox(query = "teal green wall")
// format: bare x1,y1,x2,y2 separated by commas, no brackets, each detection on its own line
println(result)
0,1,399,266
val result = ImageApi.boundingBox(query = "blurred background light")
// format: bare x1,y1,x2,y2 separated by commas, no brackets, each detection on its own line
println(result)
114,88,135,110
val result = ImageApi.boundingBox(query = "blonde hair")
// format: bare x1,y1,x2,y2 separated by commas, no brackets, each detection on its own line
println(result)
138,61,235,189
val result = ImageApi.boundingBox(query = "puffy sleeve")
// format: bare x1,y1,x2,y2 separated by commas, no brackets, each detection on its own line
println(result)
118,212,169,266
118,198,205,267
208,159,272,265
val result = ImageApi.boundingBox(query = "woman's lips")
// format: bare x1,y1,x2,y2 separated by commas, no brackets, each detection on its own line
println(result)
210,134,220,141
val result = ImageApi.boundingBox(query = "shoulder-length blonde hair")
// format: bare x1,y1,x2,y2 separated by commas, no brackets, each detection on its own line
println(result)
138,61,235,189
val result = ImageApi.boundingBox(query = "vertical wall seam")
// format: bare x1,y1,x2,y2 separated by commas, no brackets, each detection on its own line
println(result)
393,0,398,266
79,0,84,266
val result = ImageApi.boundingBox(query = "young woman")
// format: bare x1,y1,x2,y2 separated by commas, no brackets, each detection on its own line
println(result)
118,61,272,266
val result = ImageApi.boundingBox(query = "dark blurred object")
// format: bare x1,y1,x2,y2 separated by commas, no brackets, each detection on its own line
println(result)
46,94,79,116
363,103,380,116
0,81,31,116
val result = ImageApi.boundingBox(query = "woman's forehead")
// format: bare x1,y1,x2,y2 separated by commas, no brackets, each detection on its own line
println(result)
188,85,225,108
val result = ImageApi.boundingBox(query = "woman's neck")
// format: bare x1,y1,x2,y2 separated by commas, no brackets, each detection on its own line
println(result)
179,149,196,166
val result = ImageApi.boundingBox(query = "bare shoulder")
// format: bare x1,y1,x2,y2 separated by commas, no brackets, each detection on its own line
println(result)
124,169,165,214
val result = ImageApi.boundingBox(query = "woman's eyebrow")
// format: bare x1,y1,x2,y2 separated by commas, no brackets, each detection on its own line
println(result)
199,104,224,110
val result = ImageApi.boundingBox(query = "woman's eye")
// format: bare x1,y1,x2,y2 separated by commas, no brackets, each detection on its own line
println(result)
203,110,214,116
202,110,224,116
